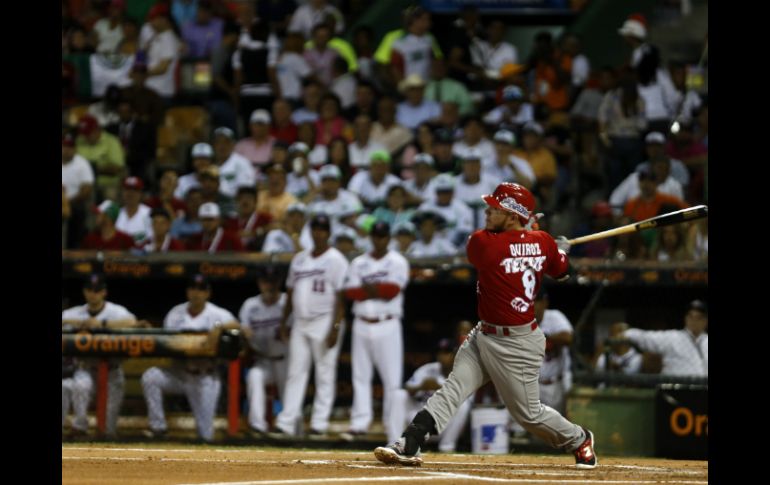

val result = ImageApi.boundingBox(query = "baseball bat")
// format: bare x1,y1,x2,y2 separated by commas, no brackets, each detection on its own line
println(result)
567,205,708,246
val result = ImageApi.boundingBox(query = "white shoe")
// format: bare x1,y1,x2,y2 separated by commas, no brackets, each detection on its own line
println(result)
374,437,423,467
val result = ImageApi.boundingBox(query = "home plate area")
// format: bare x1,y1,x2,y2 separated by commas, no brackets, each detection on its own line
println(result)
63,444,708,485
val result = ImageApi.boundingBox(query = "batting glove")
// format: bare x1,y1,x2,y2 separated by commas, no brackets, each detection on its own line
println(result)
556,236,571,254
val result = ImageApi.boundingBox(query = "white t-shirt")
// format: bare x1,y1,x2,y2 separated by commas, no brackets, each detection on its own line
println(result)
348,140,387,169
287,247,349,336
286,169,321,199
261,228,300,254
142,30,180,98
571,54,590,87
452,140,497,168
116,204,154,243
308,189,363,221
483,103,535,127
344,250,410,320
403,177,437,204
482,154,536,186
392,33,435,81
470,39,518,72
347,172,402,207
239,293,288,358
62,155,95,201
453,174,498,230
417,199,474,244
288,3,345,39
93,19,124,54
62,301,135,328
538,309,574,383
331,73,357,109
164,301,236,331
276,52,312,101
218,152,257,199
406,236,458,257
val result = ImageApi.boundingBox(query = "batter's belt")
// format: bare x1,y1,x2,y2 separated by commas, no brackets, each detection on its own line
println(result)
479,320,538,337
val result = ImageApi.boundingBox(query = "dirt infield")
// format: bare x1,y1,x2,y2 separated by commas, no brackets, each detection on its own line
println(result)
62,443,708,485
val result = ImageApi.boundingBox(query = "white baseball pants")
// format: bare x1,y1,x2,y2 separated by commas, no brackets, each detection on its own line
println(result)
246,358,288,432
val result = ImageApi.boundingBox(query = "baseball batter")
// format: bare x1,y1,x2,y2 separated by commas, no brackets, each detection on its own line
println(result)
141,274,239,442
61,274,139,438
374,182,597,469
342,221,410,442
273,214,349,436
238,267,290,435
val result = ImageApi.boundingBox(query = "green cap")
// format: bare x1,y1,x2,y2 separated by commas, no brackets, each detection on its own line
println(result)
370,149,391,164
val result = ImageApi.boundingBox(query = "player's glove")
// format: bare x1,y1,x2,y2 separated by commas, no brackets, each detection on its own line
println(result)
524,212,544,230
556,236,571,254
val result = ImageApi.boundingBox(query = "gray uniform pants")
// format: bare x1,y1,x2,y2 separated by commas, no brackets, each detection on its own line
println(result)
425,322,585,451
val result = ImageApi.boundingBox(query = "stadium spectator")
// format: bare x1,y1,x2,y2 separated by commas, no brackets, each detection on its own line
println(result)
396,74,441,131
315,93,352,146
370,96,414,156
303,23,339,88
332,227,360,256
666,61,702,123
81,200,136,250
270,98,299,145
288,0,344,40
256,0,297,37
198,165,236,217
400,123,437,177
417,174,474,247
513,121,558,206
470,19,518,85
330,58,357,110
352,26,376,82
435,102,463,141
225,186,271,250
610,145,685,214
121,63,164,127
651,224,692,262
170,187,204,244
171,0,199,28
141,5,181,99
262,202,307,254
635,131,689,190
452,116,496,168
392,221,418,254
453,149,498,230
180,0,223,60
146,169,187,219
569,201,615,259
390,6,440,86
116,176,153,244
177,142,215,200
312,13,358,74
285,142,321,200
187,202,244,252
207,20,240,132
116,17,140,55
291,80,324,125
290,124,324,168
595,322,642,375
570,67,615,164
488,129,535,188
62,131,95,249
344,81,378,122
432,128,461,174
92,1,125,54
88,85,122,128
308,164,364,223
347,150,402,210
666,119,707,203
403,153,437,205
613,215,648,260
685,218,708,263
424,58,474,117
560,33,590,94
528,31,571,114
406,210,457,257
622,167,687,224
483,85,535,132
76,114,126,201
105,98,156,183
372,185,416,228
258,162,300,221
141,208,186,252
444,6,485,89
234,111,276,169
349,114,386,170
273,32,313,106
326,137,354,185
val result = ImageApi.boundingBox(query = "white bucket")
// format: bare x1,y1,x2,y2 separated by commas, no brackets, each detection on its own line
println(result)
470,407,510,454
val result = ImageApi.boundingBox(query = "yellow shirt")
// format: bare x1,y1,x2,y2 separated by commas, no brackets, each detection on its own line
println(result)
257,191,298,222
76,132,125,191
512,147,557,183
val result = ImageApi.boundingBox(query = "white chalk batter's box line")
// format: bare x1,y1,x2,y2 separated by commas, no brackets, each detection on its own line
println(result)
176,475,708,485
62,450,707,477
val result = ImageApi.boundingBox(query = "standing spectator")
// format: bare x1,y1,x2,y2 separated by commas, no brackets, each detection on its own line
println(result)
272,215,349,437
445,6,485,89
483,85,535,132
208,20,239,132
93,1,125,54
262,202,308,254
116,176,153,244
344,81,379,123
288,0,345,40
187,202,244,252
258,163,299,222
372,185,416,228
470,19,518,83
453,149,498,230
275,32,314,106
239,267,290,436
141,208,186,252
406,210,457,257
141,6,181,99
308,165,363,224
417,174,474,247
396,75,441,131
595,322,643,376
170,188,204,244
181,0,223,60
559,33,590,98
403,153,437,205
76,114,126,201
667,61,703,123
106,99,156,182
121,63,164,127
342,221,410,443
176,143,214,199
487,129,535,188
347,151,402,210
62,132,95,249
146,169,187,219
529,31,571,115
424,58,475,117
171,0,200,29
310,14,358,74
348,114,386,170
271,98,299,145
303,23,339,88
81,200,136,250
371,96,414,156
352,26,376,83
234,111,276,170
621,300,708,377
390,6,441,86
315,93,352,146
141,274,240,442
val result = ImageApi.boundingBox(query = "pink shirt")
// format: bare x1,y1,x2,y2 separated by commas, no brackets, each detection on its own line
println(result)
234,136,276,168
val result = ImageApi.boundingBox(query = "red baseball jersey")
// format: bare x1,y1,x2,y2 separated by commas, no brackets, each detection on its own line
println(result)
467,229,569,326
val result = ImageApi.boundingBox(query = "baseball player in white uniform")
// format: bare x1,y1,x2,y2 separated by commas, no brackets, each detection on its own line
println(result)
141,275,239,442
390,338,472,452
61,274,140,438
273,214,349,436
341,221,410,442
239,267,290,435
595,322,643,376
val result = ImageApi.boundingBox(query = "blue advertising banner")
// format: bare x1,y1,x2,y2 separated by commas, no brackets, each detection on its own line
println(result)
421,0,572,14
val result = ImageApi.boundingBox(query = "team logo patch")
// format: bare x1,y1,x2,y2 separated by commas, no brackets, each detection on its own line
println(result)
499,197,528,217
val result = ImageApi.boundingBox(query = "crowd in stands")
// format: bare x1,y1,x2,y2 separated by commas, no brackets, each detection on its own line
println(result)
63,0,708,263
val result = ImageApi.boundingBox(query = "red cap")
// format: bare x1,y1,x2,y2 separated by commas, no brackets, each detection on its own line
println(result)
123,176,145,190
591,201,613,218
78,115,99,136
62,132,75,147
628,13,648,27
147,3,170,20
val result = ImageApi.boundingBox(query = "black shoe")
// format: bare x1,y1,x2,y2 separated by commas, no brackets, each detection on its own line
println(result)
339,430,367,442
307,429,328,440
142,428,168,440
266,427,291,439
247,426,267,439
374,437,423,466
573,427,597,469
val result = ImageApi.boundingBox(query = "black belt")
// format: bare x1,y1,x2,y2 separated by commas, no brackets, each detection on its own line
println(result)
359,315,396,324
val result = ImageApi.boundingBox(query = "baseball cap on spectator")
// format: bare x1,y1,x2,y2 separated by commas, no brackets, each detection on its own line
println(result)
78,115,100,136
591,201,613,218
502,85,525,102
644,132,666,144
83,273,107,291
200,165,220,179
412,209,447,227
198,202,221,219
95,200,120,222
192,142,214,158
187,273,211,290
319,164,342,180
150,207,172,220
398,73,426,93
123,176,144,191
460,147,483,162
393,221,417,236
333,226,358,243
286,202,307,215
310,214,332,231
493,129,516,145
62,132,76,147
250,109,272,124
436,337,455,353
618,14,647,39
434,173,455,192
370,221,391,238
214,127,235,140
370,149,391,164
689,299,708,315
288,141,310,155
413,153,435,167
434,128,454,144
523,121,544,136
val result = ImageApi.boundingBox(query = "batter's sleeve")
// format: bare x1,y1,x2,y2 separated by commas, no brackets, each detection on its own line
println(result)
466,230,485,267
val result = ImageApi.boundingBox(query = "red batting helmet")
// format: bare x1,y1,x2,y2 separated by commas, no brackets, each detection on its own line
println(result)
482,182,535,223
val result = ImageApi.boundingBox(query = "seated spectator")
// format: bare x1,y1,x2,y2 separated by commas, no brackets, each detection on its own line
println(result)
452,116,496,169
224,187,272,250
396,74,442,131
685,218,708,263
296,123,328,167
389,6,440,87
330,57,357,110
623,169,687,250
76,114,126,201
303,22,339,87
181,0,223,60
176,143,215,200
512,122,558,207
483,85,535,131
116,176,153,244
92,1,125,54
141,6,181,99
141,208,186,252
347,150,402,210
651,224,692,262
453,149,498,230
370,96,414,156
403,153,437,205
613,215,648,260
570,201,616,259
285,143,321,200
234,111,276,170
432,128,461,174
308,164,364,224
424,58,474,117
349,114,386,170
344,80,378,122
62,131,95,249
332,226,360,257
258,162,300,221
170,188,204,244
81,200,136,250
199,165,236,218
392,221,418,254
88,85,122,128
406,210,457,257
106,99,156,182
417,174,474,247
435,102,463,140
275,32,314,106
288,0,344,40
488,129,535,189
595,322,643,375
610,154,685,215
210,126,257,198
145,169,187,219
635,132,690,191
291,80,324,125
315,93,353,146
270,98,299,145
327,137,354,185
400,122,437,178
261,202,307,254
186,202,244,252
372,184,416,228
620,300,708,377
